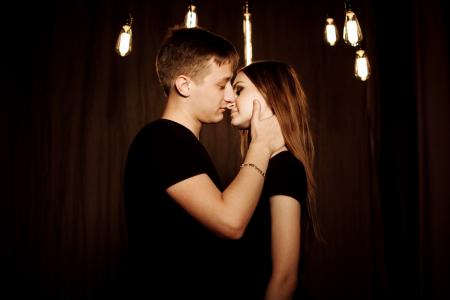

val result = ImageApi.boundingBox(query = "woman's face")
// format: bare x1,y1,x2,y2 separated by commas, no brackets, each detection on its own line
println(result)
229,71,272,129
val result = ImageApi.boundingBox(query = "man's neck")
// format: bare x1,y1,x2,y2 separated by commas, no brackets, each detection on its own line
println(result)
161,98,202,139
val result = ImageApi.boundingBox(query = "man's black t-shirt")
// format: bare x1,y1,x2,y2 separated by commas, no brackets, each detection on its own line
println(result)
123,119,230,299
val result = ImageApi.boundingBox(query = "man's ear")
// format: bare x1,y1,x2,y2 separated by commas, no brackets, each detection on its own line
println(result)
174,75,191,98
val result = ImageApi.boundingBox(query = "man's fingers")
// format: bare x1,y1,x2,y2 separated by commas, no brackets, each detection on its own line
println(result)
251,100,261,121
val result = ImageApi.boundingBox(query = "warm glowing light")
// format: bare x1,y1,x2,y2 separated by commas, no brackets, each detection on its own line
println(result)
116,24,132,57
355,49,371,81
185,5,198,28
324,17,338,46
343,11,363,46
243,3,252,66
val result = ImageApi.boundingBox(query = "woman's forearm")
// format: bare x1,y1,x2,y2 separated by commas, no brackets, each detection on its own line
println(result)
265,274,298,300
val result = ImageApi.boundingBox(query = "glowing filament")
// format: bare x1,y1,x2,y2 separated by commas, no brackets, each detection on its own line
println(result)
355,49,371,81
343,11,363,46
325,18,338,46
243,11,252,66
116,24,132,57
185,5,198,28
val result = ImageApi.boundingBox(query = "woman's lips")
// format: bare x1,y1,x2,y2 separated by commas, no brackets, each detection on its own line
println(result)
230,110,238,118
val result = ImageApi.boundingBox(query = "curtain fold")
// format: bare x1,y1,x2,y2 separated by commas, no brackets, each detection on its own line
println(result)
414,0,450,298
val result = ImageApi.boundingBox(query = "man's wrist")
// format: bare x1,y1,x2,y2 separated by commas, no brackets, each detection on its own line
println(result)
248,140,271,157
240,163,265,178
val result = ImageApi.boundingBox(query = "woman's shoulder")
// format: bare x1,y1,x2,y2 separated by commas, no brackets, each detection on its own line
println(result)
265,150,307,203
267,151,307,189
270,151,305,174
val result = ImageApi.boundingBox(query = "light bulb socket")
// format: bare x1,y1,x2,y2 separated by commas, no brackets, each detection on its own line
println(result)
126,14,133,26
355,40,368,51
356,48,366,56
325,12,336,19
243,1,250,14
344,0,353,12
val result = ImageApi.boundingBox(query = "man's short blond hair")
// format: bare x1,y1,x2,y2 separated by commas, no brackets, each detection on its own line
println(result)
156,27,239,95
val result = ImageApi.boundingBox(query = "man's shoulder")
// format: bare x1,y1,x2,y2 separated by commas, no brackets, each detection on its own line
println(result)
140,119,190,136
130,119,200,153
140,119,168,133
132,119,175,140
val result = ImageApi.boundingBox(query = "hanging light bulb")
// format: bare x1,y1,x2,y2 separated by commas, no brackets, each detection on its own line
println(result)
324,17,339,46
354,48,371,81
343,2,363,46
243,1,253,66
115,16,133,57
185,4,198,28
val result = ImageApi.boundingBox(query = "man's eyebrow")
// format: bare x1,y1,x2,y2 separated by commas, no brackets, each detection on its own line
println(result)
217,76,232,84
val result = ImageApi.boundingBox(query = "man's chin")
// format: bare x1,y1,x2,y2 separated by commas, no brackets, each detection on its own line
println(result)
206,114,224,124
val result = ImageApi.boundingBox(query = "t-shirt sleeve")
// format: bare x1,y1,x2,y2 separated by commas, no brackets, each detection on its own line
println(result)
150,126,208,189
265,156,307,205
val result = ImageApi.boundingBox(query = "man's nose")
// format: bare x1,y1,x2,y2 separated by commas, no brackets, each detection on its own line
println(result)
224,84,235,102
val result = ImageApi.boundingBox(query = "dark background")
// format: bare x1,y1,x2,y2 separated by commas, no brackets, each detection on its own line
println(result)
10,0,449,299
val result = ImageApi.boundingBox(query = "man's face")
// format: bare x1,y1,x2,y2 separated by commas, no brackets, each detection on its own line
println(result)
189,59,235,124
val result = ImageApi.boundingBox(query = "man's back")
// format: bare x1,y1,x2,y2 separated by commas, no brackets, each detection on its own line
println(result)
123,119,233,298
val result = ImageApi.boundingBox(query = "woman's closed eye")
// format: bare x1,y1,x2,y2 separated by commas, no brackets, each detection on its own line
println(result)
234,86,243,96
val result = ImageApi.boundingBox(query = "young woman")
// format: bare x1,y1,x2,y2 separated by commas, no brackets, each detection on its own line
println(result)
227,61,322,300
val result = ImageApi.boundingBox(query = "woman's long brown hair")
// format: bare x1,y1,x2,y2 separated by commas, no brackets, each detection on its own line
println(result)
239,61,323,241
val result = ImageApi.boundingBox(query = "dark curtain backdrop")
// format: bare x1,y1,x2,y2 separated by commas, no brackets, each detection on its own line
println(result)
14,0,449,299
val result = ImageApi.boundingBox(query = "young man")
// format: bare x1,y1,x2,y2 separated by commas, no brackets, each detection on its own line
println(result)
123,27,284,299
